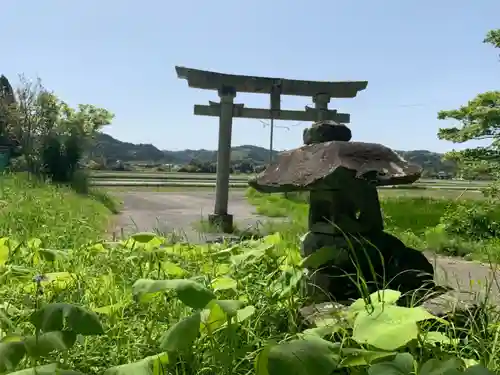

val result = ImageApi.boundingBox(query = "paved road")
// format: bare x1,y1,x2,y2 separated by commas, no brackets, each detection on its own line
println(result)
113,190,500,305
112,190,271,242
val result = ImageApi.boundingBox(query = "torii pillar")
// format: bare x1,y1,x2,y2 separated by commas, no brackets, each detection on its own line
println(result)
209,86,236,231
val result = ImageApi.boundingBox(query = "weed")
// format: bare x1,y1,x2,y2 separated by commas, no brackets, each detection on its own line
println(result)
0,174,112,248
0,232,497,374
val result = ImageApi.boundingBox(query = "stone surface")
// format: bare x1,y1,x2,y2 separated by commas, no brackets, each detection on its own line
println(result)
306,185,384,236
301,230,436,302
303,121,352,144
208,213,234,233
248,141,422,193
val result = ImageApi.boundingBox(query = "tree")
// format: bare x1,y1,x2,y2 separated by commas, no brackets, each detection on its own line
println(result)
437,29,500,181
2,75,114,181
0,75,22,156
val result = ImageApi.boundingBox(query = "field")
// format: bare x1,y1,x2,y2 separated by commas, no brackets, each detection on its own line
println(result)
2,172,500,374
89,170,490,191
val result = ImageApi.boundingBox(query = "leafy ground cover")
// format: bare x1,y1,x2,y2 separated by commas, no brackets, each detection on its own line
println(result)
0,174,115,249
0,231,497,374
245,188,500,262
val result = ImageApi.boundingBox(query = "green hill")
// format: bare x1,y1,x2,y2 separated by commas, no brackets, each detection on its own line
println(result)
90,132,456,176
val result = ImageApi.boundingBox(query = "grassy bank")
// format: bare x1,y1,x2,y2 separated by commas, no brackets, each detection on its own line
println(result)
0,174,115,248
0,231,498,374
246,188,500,261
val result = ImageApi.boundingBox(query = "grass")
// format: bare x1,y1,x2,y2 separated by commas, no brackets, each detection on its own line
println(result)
245,188,500,262
1,176,500,373
0,173,115,248
1,229,499,373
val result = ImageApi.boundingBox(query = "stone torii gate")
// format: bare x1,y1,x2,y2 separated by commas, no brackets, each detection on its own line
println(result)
175,66,368,232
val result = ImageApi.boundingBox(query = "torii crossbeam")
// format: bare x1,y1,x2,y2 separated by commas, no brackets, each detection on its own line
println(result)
175,66,368,232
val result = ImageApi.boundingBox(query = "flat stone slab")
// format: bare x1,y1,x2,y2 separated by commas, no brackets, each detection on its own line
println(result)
249,141,422,193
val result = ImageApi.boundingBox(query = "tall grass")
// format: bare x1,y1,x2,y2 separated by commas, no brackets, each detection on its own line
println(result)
0,173,113,248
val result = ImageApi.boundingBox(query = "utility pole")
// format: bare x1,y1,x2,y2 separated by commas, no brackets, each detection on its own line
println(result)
269,83,281,164
260,120,290,164
269,117,274,164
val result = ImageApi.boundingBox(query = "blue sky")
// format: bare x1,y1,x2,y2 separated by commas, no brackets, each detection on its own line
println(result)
2,1,499,152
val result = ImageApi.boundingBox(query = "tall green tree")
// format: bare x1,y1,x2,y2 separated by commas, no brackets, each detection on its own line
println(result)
3,75,114,181
437,29,500,181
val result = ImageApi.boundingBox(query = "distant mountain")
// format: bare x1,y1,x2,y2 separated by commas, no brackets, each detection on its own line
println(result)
88,132,456,176
90,133,167,162
89,133,279,165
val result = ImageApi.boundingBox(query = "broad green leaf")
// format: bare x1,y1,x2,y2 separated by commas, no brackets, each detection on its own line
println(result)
38,249,68,262
130,232,158,244
9,363,86,375
93,302,127,316
161,261,186,277
211,276,237,291
30,303,104,335
300,246,337,269
25,272,75,294
349,290,402,315
159,313,200,352
214,263,231,276
91,243,107,253
255,345,272,375
9,266,32,278
213,299,245,317
368,353,415,375
152,353,170,375
0,242,8,266
210,245,240,259
464,365,496,374
463,359,480,368
27,238,42,249
230,245,271,266
263,233,282,245
236,305,256,323
0,341,26,372
301,324,342,339
339,348,397,368
24,331,77,358
1,335,23,343
419,358,463,375
259,338,339,375
353,305,435,351
132,279,215,309
103,352,169,375
278,268,304,298
422,331,459,346
201,303,226,334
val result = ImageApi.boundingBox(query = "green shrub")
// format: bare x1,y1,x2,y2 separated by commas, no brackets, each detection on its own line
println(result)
440,203,500,240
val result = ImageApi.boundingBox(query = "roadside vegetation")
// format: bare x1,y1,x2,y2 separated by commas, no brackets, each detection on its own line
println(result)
0,29,498,375
0,231,498,374
0,174,111,249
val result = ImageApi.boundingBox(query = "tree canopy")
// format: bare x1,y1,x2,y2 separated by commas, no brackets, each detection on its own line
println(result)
437,29,500,179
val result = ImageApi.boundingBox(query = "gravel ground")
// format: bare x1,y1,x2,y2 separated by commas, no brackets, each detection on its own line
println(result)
113,190,500,304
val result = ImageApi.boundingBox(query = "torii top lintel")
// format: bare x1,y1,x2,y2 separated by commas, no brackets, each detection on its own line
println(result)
175,66,368,98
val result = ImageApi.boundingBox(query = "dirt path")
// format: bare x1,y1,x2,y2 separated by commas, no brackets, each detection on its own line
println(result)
113,190,500,303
